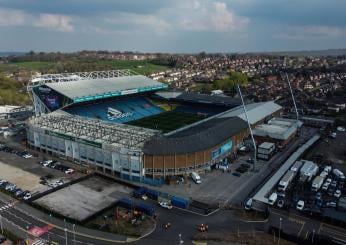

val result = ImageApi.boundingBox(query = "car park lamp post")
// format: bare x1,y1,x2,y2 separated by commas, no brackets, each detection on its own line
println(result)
278,217,282,245
0,215,3,234
73,224,76,245
64,228,68,245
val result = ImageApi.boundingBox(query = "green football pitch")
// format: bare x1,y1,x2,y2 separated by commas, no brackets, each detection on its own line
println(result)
127,111,206,133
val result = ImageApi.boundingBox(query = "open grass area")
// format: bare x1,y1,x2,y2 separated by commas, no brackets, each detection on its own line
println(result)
127,111,206,132
0,60,168,75
0,61,54,71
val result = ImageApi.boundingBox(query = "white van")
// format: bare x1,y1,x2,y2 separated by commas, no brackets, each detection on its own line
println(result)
268,192,278,205
191,172,201,184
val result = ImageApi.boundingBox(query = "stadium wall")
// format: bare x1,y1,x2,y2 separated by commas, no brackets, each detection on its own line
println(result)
143,128,249,178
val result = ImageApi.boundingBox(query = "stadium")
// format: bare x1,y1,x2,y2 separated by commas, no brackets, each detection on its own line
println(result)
27,70,282,183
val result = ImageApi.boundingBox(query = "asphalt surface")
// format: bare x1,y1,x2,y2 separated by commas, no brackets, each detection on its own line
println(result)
1,127,345,245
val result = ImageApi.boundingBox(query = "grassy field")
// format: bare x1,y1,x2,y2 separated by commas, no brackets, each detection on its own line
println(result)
0,60,168,75
128,111,206,132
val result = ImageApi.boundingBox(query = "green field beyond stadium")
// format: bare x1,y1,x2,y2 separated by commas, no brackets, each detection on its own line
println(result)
127,111,206,133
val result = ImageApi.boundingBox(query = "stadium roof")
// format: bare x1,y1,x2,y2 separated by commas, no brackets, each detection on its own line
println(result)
155,91,241,107
45,75,167,103
218,101,282,125
143,117,248,155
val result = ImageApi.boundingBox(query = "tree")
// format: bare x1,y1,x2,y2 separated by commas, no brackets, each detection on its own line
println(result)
213,71,248,91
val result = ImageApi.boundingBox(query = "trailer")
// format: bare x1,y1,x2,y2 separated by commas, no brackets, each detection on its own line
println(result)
311,176,324,192
278,170,296,191
290,160,303,172
299,160,319,182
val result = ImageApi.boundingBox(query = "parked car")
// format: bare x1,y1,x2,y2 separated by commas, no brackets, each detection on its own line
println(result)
56,180,64,186
65,168,75,174
246,158,254,164
232,172,241,177
334,190,341,198
15,189,24,197
23,193,32,200
277,199,285,208
244,198,253,210
296,200,305,211
326,201,337,208
5,184,16,192
158,201,173,209
315,192,322,200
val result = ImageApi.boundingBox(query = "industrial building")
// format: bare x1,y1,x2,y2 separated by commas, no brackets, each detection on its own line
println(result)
0,105,33,125
27,70,283,183
253,117,301,147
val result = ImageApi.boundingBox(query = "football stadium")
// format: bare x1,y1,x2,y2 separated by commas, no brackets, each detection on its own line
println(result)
27,70,282,183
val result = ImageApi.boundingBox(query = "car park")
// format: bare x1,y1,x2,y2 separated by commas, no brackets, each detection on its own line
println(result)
5,183,16,192
315,192,322,200
15,189,24,197
331,180,337,188
328,188,334,196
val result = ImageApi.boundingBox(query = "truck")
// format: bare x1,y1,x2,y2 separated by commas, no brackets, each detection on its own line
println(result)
311,176,324,191
278,170,296,191
191,172,201,184
299,160,319,182
290,161,303,172
333,169,345,180
268,192,278,205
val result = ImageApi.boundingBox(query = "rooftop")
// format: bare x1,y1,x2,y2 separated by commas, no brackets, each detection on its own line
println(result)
218,101,282,125
253,118,301,140
27,112,159,149
45,75,167,103
143,117,248,155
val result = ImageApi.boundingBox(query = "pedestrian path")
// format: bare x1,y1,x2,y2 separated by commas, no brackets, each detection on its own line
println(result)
0,201,17,212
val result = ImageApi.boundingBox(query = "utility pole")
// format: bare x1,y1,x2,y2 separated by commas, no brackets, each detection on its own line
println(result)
178,233,184,244
73,224,76,245
237,85,257,171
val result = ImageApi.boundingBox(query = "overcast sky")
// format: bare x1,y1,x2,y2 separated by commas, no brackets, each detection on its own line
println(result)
0,0,345,53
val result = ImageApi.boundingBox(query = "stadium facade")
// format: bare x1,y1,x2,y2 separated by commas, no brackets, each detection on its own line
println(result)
27,70,282,182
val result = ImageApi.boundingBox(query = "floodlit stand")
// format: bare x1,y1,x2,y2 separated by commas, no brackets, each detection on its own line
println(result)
237,85,257,171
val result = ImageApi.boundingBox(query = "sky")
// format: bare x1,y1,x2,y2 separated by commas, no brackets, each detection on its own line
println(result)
0,0,345,53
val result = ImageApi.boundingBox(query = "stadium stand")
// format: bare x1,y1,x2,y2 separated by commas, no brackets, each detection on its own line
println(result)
65,97,163,123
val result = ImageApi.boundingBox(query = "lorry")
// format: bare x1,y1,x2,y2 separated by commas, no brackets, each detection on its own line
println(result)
278,170,296,192
191,172,201,184
333,169,345,180
299,160,319,182
290,161,303,173
268,192,278,205
311,176,324,191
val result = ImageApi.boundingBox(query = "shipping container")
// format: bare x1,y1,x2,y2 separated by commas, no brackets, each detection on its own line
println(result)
146,189,160,201
171,196,189,209
135,202,155,216
117,198,134,210
133,187,148,198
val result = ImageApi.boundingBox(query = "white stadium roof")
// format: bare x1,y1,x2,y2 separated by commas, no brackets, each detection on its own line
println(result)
45,75,167,103
218,101,282,125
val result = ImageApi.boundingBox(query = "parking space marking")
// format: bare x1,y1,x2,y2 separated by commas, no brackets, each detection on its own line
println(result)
297,220,306,237
304,231,310,240
288,217,304,225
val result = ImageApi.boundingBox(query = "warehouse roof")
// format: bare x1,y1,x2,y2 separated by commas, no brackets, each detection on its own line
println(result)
219,101,282,124
143,117,248,155
45,75,167,102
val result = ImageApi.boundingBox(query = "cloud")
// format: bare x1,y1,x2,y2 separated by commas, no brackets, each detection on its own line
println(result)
274,25,346,39
178,1,249,32
34,14,74,32
0,7,74,32
0,8,27,26
106,13,170,33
